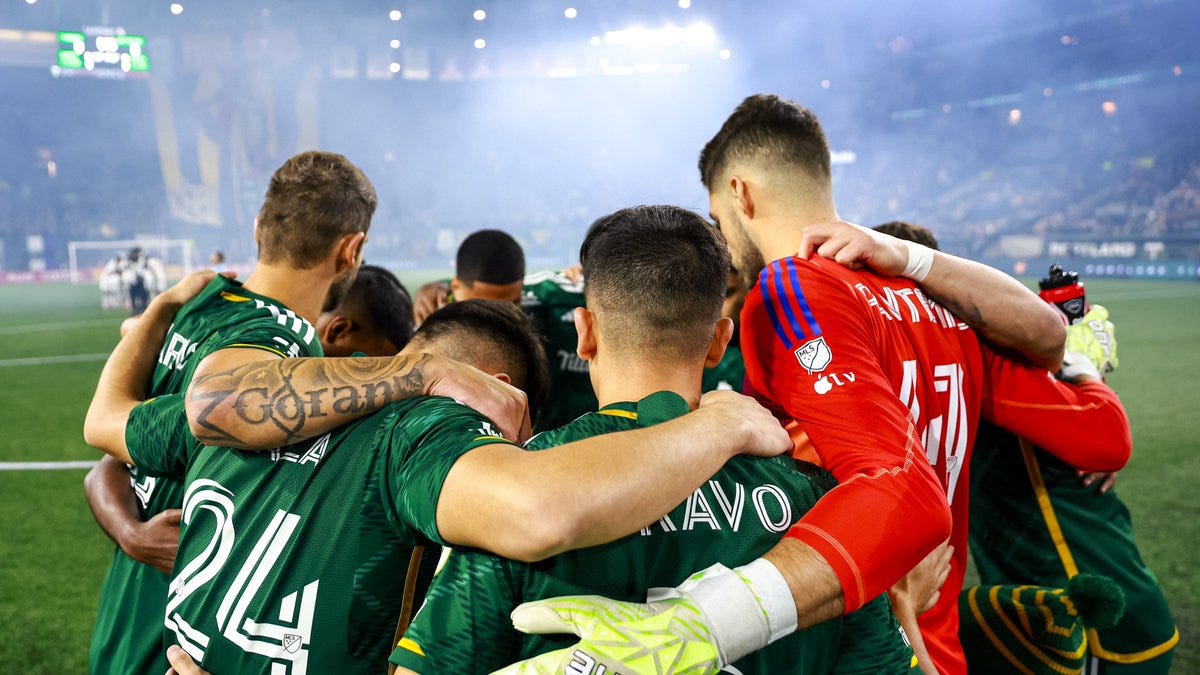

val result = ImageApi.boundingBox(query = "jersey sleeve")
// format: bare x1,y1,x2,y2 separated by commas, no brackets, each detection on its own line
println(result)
380,399,516,545
124,393,195,478
980,345,1131,471
742,258,951,612
389,548,523,673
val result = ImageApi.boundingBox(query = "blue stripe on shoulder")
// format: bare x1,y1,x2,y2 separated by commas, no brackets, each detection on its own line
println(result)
784,258,823,337
771,261,808,343
757,263,794,349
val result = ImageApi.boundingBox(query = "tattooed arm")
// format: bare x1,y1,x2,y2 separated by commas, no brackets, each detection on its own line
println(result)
798,221,1065,370
185,349,529,450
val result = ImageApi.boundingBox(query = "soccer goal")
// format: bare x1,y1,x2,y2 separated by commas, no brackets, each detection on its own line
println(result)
67,239,195,284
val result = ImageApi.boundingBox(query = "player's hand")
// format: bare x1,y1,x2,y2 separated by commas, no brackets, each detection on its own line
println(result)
494,562,793,675
156,269,235,311
425,355,532,443
122,508,182,575
798,221,914,277
561,265,585,286
698,390,791,459
1064,305,1118,374
165,645,211,675
889,539,953,616
1078,470,1119,494
413,280,451,325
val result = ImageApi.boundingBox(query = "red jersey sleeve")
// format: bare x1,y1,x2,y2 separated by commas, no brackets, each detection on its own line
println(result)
980,345,1131,471
741,257,951,611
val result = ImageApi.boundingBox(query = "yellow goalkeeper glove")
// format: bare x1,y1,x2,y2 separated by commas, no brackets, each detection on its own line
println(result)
1064,304,1118,376
491,561,796,675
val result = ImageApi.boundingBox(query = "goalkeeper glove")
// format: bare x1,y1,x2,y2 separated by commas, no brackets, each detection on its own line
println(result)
1062,304,1118,377
491,560,797,675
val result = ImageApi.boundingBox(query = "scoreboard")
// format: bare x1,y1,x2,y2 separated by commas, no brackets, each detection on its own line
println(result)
53,27,149,79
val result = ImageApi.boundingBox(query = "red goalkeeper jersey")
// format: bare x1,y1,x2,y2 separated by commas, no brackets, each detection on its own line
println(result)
742,255,1130,674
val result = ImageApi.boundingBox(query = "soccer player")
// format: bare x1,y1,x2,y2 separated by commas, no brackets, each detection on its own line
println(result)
701,267,748,392
390,205,916,674
412,228,597,431
83,151,519,675
84,264,417,579
499,95,1132,674
875,222,1176,673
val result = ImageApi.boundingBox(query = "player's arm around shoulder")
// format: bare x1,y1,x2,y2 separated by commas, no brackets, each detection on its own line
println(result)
436,390,791,562
185,349,531,450
799,221,1065,370
84,270,219,462
980,344,1131,471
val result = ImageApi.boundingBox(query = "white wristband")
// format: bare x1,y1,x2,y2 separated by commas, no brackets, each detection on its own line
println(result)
1058,350,1101,383
901,241,936,282
653,559,798,665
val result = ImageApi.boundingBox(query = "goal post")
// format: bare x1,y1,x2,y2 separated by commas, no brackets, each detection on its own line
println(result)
68,239,195,284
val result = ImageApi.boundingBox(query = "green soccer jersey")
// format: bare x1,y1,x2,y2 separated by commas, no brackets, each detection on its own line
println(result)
701,343,745,393
89,276,322,675
392,391,915,674
124,392,512,675
520,271,597,432
967,421,1178,672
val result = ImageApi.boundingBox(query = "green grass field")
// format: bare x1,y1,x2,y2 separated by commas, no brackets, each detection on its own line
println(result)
0,278,1196,673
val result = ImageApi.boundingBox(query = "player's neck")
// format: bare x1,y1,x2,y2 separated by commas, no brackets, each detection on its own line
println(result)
591,358,704,411
756,203,840,264
242,262,330,324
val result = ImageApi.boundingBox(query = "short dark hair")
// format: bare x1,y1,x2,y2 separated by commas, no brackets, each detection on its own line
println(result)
580,205,730,360
257,151,377,269
456,230,525,285
337,265,415,350
698,94,831,192
414,300,549,425
873,221,940,251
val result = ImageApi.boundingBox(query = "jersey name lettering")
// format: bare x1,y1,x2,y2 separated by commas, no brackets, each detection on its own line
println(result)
853,283,968,331
159,327,198,371
640,480,792,536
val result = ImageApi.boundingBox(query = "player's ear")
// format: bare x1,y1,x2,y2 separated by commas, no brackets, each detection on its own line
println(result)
732,176,755,220
450,277,463,297
493,373,512,385
575,307,598,362
704,317,735,368
318,315,354,353
334,233,366,272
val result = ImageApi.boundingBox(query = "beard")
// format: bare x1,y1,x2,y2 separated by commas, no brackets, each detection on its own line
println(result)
724,211,766,290
322,266,358,312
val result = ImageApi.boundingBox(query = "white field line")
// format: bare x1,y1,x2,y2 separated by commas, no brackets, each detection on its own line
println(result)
0,353,110,367
0,460,97,471
0,318,120,335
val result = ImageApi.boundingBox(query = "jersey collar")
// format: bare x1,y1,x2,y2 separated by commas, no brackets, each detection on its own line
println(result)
597,391,690,427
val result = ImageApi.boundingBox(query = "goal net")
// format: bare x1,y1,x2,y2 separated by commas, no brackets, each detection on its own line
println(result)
68,239,195,284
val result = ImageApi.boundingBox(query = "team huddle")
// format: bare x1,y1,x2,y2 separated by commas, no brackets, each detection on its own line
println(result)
82,94,1175,675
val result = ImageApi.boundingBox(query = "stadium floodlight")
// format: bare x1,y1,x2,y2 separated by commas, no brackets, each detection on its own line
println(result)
169,3,183,15
389,62,401,73
603,22,716,48
678,0,692,8
26,0,37,5
389,9,402,21
719,48,732,60
390,39,401,48
474,38,486,49
564,7,578,19
474,9,486,21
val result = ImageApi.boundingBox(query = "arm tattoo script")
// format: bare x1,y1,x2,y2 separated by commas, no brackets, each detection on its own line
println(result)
187,353,430,449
